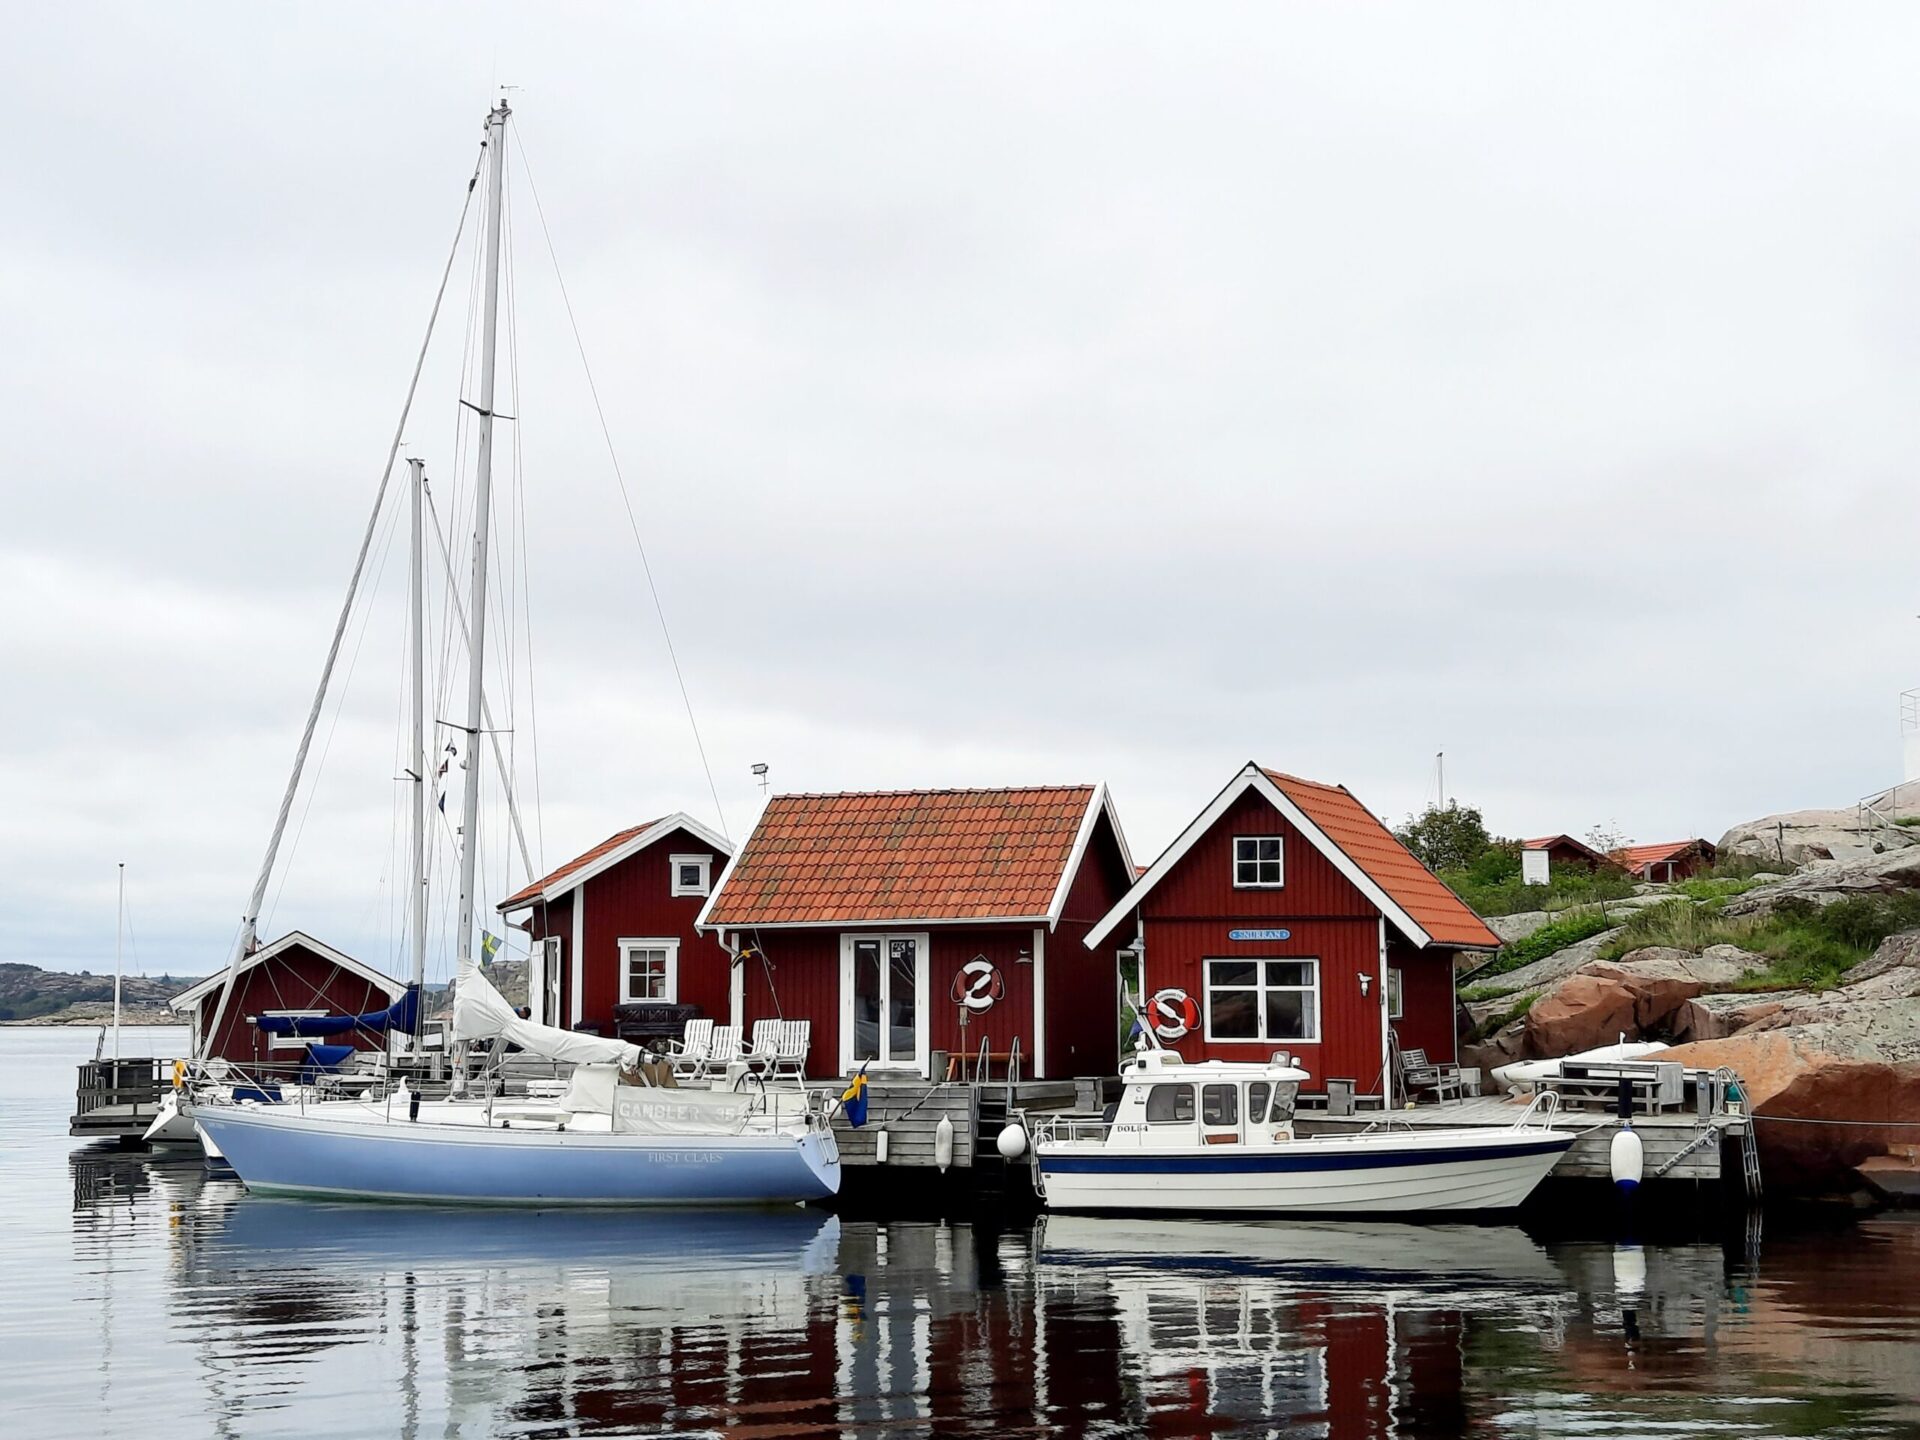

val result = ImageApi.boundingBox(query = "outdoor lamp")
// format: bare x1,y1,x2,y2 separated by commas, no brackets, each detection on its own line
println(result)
1358,973,1373,997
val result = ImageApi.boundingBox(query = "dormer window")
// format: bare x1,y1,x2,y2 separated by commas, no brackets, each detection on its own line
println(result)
670,854,713,897
1233,836,1283,888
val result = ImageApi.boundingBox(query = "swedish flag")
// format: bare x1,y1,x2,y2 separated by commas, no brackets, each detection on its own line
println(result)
480,931,502,966
840,1067,870,1128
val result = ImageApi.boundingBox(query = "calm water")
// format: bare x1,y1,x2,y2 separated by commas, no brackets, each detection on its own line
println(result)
5,1028,1920,1438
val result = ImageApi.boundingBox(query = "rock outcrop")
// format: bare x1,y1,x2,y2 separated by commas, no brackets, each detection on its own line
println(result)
1520,945,1770,1058
1721,848,1920,917
1720,803,1920,868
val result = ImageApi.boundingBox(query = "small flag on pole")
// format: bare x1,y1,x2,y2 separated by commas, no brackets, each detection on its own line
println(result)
839,1065,870,1127
480,931,501,966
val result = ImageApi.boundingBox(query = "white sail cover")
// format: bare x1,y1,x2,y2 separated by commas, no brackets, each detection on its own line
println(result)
452,955,641,1067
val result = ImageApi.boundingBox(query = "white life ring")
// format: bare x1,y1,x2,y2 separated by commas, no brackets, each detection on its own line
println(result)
1149,987,1200,1041
952,958,1004,1013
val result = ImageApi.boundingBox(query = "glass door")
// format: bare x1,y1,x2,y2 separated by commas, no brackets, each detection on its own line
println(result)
847,934,924,1070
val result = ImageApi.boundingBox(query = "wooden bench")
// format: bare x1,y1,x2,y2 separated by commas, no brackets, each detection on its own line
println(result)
1551,1060,1686,1113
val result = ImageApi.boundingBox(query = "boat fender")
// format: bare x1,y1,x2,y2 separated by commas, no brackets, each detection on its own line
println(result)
996,1123,1027,1160
935,1114,955,1172
875,1128,890,1163
1610,1125,1643,1191
408,1090,421,1123
172,1059,187,1091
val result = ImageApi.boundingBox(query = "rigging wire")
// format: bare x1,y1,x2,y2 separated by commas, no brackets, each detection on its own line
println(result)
509,121,730,841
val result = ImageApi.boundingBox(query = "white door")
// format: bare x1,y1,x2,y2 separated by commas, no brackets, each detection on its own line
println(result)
840,933,930,1074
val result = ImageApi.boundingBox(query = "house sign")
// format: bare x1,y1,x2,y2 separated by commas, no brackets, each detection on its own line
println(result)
1227,928,1291,942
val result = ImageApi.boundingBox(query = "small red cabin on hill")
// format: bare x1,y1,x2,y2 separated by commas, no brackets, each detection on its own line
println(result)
698,785,1136,1080
169,931,407,1064
1086,764,1499,1099
496,813,734,1036
1613,839,1716,882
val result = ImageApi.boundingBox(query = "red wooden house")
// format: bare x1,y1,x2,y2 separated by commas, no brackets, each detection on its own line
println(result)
1085,764,1500,1098
1612,839,1716,882
496,813,734,1035
697,785,1135,1080
168,931,408,1064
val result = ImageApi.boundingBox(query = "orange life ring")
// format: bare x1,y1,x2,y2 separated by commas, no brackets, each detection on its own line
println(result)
1149,988,1200,1040
951,959,1005,1013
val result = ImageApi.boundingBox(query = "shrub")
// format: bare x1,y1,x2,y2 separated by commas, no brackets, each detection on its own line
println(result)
1463,995,1535,1045
1442,865,1637,919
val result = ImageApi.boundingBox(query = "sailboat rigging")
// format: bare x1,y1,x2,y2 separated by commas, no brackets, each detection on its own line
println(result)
188,99,839,1206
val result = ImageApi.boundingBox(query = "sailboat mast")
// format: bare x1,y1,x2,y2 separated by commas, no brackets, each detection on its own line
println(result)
453,98,511,973
407,456,429,1032
113,861,124,1061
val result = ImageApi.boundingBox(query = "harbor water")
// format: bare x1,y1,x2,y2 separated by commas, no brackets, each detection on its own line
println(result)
6,1027,1920,1438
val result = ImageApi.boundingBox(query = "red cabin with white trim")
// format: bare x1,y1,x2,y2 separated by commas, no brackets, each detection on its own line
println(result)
1085,764,1499,1099
697,785,1136,1080
168,931,407,1065
497,813,735,1036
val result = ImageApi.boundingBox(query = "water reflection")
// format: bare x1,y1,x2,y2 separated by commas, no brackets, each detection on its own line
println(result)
59,1153,1920,1438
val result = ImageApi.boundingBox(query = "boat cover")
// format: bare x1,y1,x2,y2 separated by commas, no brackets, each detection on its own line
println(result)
255,986,420,1038
452,955,641,1067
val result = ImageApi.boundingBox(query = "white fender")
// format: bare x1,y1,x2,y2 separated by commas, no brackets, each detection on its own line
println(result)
996,1122,1028,1159
875,1127,890,1164
1610,1125,1643,1190
934,1114,955,1172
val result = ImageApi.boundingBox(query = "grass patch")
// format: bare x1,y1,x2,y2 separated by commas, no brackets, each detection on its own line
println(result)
1672,875,1763,903
1471,907,1613,983
1463,994,1536,1045
1596,892,1920,993
1440,866,1638,919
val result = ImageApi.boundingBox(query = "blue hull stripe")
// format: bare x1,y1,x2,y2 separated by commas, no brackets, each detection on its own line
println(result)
1040,1139,1572,1176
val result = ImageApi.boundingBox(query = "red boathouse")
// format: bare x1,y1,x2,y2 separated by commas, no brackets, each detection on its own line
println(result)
1085,763,1500,1099
168,931,408,1064
496,813,734,1037
697,785,1136,1080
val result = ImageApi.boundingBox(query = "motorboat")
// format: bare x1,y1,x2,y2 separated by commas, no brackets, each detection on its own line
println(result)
1492,1040,1670,1091
1029,1050,1575,1216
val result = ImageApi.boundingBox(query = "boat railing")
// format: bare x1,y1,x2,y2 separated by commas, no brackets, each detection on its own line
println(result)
1510,1090,1563,1130
1031,1114,1113,1146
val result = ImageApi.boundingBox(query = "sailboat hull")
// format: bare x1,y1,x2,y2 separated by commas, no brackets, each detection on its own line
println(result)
194,1104,840,1206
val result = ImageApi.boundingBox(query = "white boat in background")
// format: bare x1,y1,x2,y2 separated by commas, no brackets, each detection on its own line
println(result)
1031,1051,1575,1216
1492,1040,1671,1091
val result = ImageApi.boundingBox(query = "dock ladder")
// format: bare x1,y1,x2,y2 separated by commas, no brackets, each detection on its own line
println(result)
968,1036,1023,1193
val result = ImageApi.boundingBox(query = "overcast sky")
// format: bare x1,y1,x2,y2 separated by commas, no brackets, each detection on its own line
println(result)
6,5,1919,978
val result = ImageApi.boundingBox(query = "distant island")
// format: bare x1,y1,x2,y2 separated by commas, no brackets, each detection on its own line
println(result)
0,962,202,1025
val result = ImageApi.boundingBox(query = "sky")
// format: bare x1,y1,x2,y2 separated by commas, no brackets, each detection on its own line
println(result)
5,4,1919,978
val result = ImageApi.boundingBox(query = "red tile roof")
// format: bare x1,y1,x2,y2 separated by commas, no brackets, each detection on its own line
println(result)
702,786,1099,927
498,821,661,911
1261,769,1502,950
1613,840,1712,869
1521,834,1613,865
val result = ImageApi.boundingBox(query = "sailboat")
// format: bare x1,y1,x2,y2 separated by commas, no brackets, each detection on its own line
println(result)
191,99,839,1206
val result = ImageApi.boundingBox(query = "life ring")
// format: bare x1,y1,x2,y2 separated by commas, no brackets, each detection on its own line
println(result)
1149,987,1200,1040
950,959,1005,1013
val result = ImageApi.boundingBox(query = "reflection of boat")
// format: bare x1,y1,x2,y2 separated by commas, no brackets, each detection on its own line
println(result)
1039,1215,1563,1292
1032,1051,1576,1215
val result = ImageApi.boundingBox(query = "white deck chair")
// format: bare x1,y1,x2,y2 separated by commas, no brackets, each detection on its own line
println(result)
748,1019,811,1083
666,1018,715,1081
702,1024,743,1080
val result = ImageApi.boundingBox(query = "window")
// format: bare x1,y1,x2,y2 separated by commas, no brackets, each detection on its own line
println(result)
1233,836,1284,888
1387,968,1404,1020
669,854,713,898
1204,958,1320,1043
1201,1084,1239,1127
618,938,679,1003
1248,1081,1270,1122
1145,1084,1195,1123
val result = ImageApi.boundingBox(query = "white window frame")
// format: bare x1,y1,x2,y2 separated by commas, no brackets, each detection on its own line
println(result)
669,853,713,898
1387,967,1405,1021
258,1009,331,1052
1232,835,1285,889
838,931,931,1076
617,937,680,1004
1202,957,1321,1044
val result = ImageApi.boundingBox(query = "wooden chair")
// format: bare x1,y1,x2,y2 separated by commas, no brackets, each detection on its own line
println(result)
748,1019,812,1083
1399,1046,1463,1104
666,1018,715,1081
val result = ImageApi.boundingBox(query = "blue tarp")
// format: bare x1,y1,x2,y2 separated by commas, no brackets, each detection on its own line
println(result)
254,986,419,1039
299,1043,358,1086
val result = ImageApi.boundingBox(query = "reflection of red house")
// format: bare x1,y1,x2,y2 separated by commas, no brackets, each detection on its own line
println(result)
1086,764,1500,1098
1613,839,1716,882
168,931,407,1064
698,785,1136,1080
496,813,734,1035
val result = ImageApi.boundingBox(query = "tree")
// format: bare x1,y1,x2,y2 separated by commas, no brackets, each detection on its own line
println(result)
1395,801,1495,873
1586,820,1632,857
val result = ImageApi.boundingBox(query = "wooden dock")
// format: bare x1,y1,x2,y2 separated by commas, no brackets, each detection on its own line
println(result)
70,1056,173,1142
831,1078,1093,1175
1296,1092,1747,1186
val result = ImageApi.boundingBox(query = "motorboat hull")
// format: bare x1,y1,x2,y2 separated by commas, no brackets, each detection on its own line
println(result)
1035,1128,1575,1215
194,1103,841,1206
142,1090,203,1147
